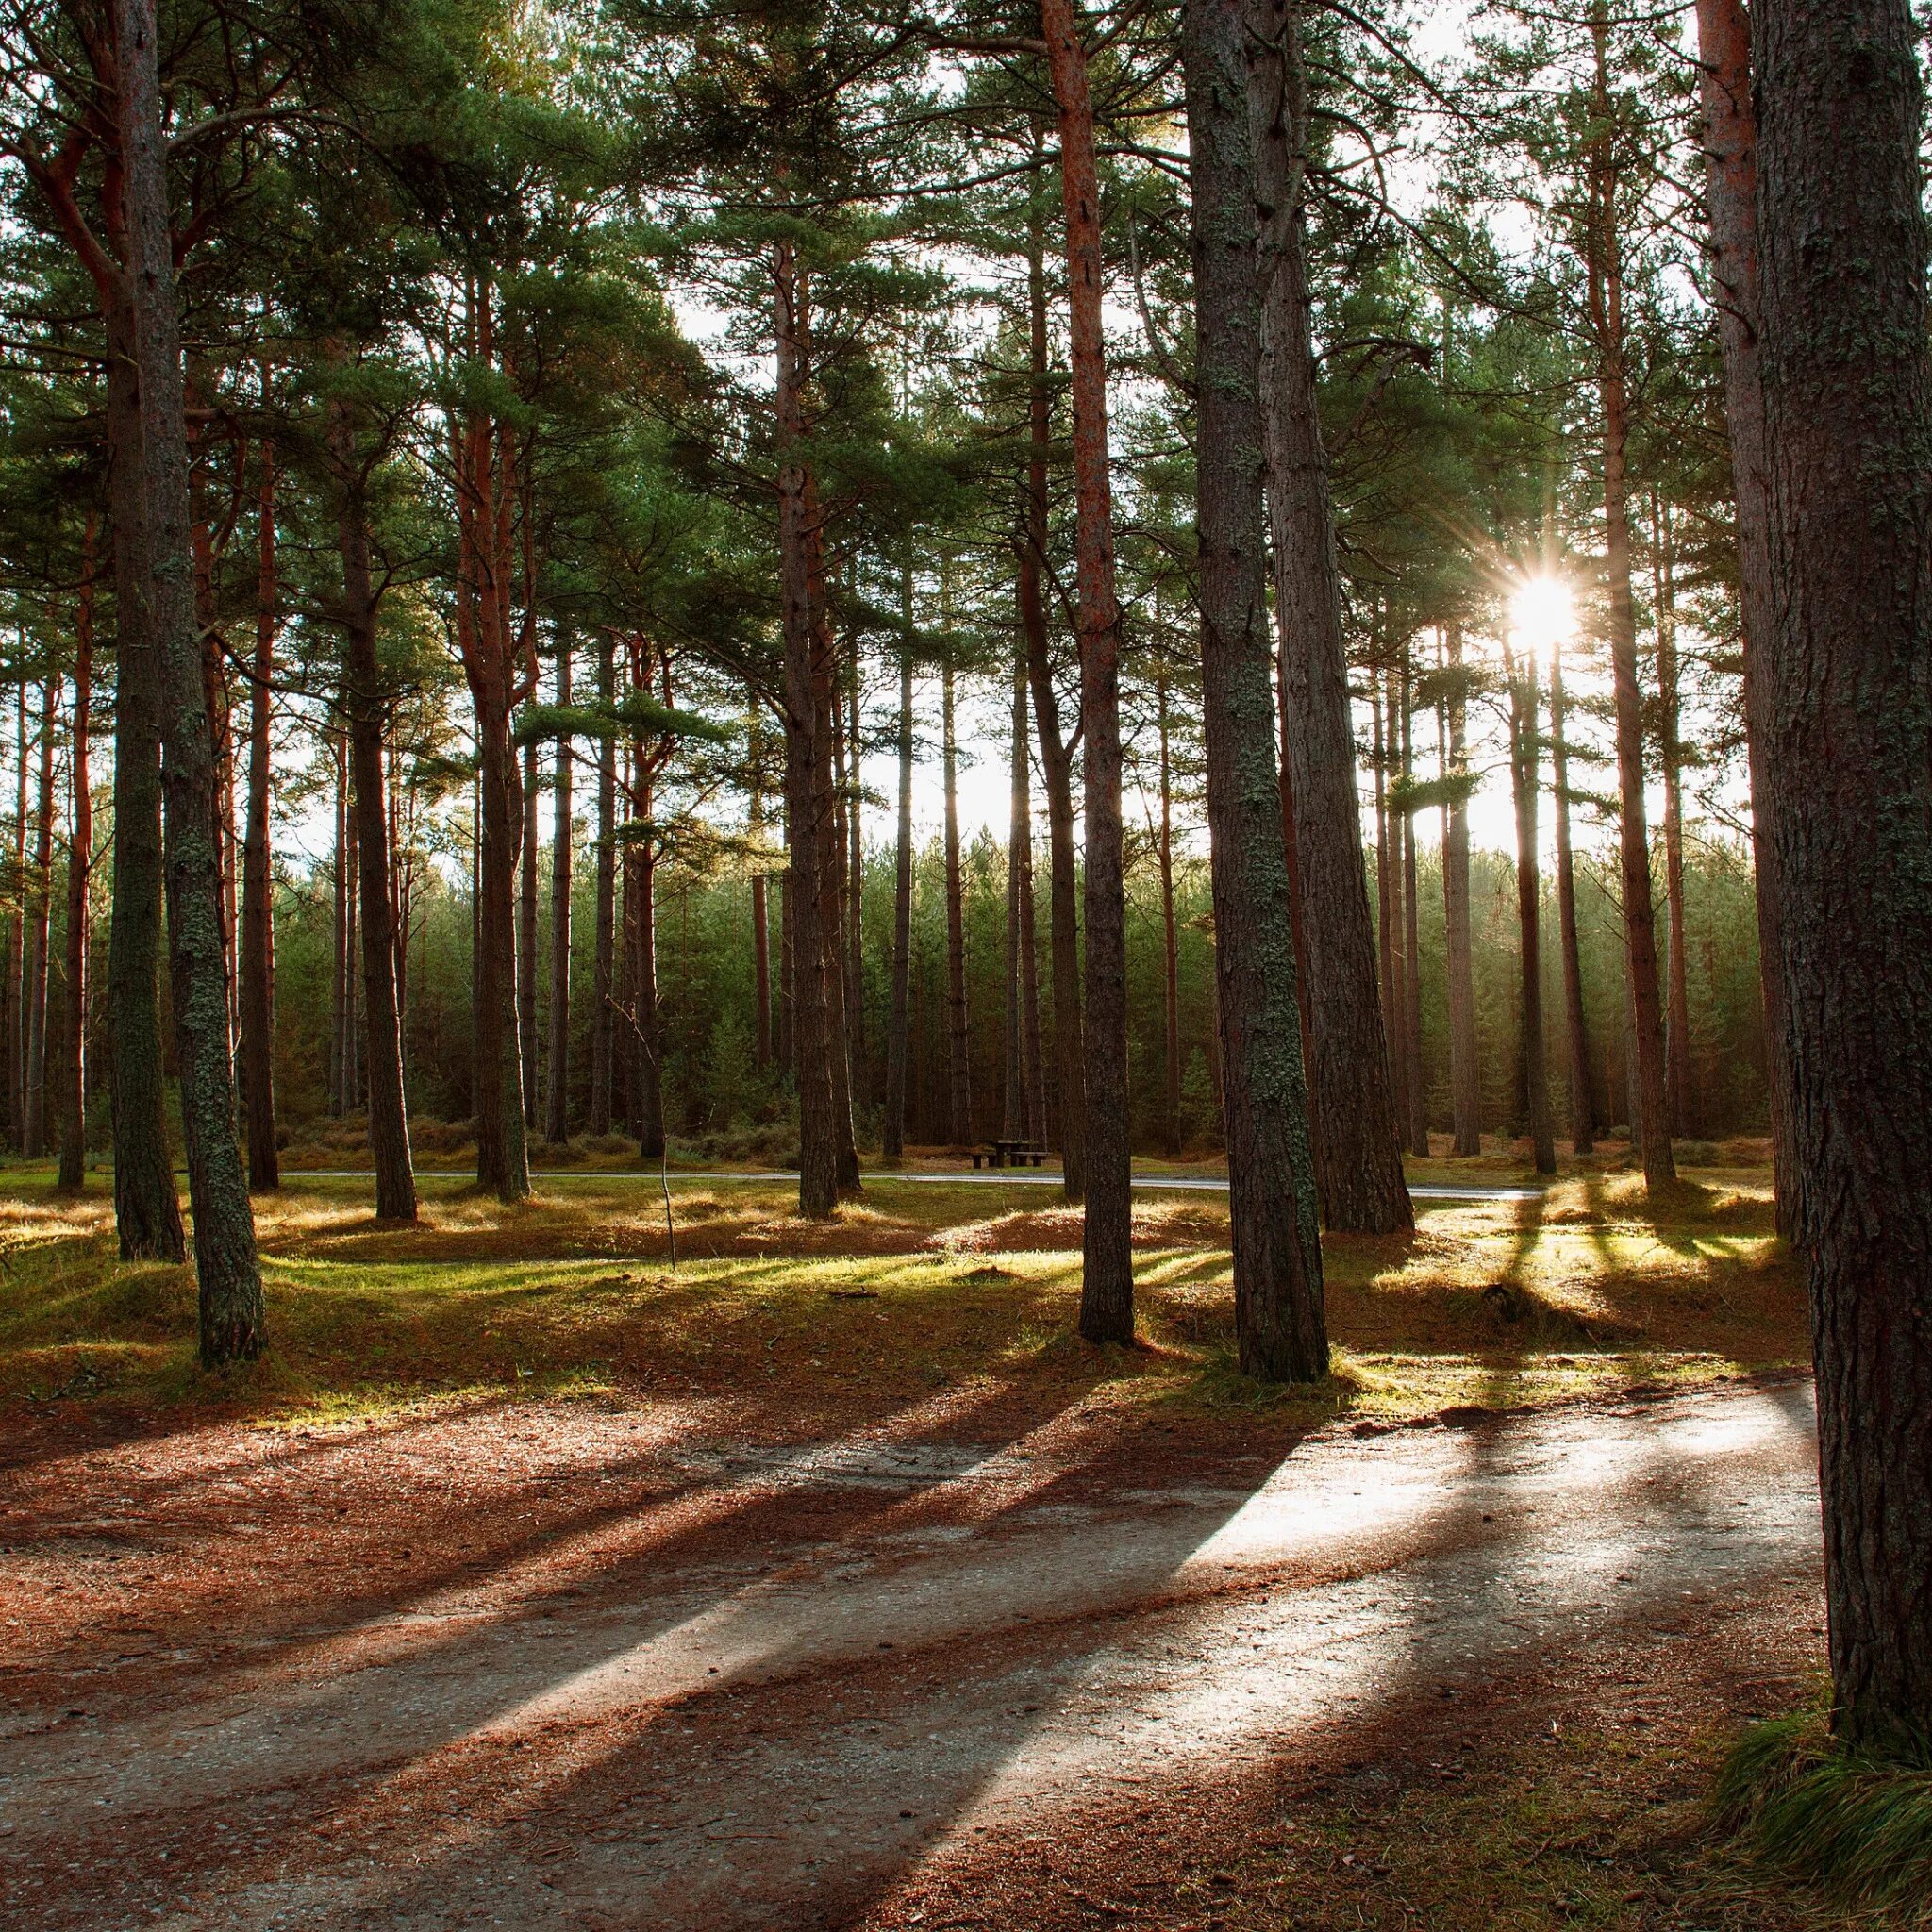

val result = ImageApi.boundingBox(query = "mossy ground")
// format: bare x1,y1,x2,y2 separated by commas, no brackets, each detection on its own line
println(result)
0,1157,1805,1425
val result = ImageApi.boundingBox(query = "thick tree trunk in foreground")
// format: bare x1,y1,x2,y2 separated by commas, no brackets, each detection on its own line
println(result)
103,293,185,1263
1441,625,1481,1156
1508,653,1557,1176
1589,14,1674,1191
882,647,913,1161
1185,0,1328,1380
1753,0,1932,1750
1693,0,1797,1235
332,413,416,1224
240,433,277,1191
117,0,261,1358
1254,15,1411,1232
590,631,617,1137
942,658,971,1146
1021,187,1085,1197
59,525,97,1192
1042,0,1133,1333
545,641,573,1144
1551,641,1595,1156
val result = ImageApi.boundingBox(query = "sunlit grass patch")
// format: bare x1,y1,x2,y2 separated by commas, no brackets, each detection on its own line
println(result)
0,1161,1807,1425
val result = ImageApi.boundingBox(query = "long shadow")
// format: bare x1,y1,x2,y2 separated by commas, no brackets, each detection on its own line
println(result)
2,1377,1131,1806
266,1376,1822,1932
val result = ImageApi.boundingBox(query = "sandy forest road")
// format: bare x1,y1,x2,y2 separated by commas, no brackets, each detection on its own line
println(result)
0,1377,1820,1930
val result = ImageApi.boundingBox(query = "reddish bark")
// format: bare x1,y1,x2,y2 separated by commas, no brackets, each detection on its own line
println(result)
1041,0,1133,1337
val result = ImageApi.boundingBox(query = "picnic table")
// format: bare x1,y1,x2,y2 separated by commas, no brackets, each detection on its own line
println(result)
971,1139,1048,1170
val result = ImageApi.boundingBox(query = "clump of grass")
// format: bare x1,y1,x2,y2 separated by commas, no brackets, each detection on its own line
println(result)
1713,1704,1932,1914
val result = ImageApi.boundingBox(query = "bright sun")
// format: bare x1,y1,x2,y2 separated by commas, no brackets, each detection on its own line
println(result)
1508,575,1577,655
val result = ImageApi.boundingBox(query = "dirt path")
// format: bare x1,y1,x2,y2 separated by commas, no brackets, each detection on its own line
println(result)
0,1380,1819,1931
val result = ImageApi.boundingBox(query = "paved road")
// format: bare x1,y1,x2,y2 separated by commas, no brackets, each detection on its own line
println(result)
278,1168,1542,1203
2,1380,1818,1931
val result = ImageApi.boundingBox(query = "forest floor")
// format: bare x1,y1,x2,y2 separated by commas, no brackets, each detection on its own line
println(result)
1,1157,1880,1928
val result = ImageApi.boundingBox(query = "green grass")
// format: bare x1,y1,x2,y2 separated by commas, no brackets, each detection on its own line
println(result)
0,1163,1807,1425
1714,1705,1932,1916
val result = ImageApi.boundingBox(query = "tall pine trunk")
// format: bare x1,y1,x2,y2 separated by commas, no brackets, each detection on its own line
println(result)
331,406,416,1224
116,0,261,1358
58,523,96,1192
774,242,837,1216
1184,0,1327,1379
545,639,573,1144
882,645,913,1161
1692,0,1796,1234
750,706,774,1073
103,289,184,1262
1551,641,1595,1155
1507,649,1557,1175
1652,501,1695,1135
1021,176,1085,1196
1157,661,1182,1158
23,675,55,1158
590,630,617,1136
941,658,971,1146
240,425,277,1190
1752,0,1932,1748
519,736,541,1132
1254,3,1411,1232
1588,9,1674,1190
1441,622,1481,1156
1042,0,1133,1332
1398,651,1427,1156
1004,655,1028,1141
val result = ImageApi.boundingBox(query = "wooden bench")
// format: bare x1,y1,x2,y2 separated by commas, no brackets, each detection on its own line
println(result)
971,1140,1049,1170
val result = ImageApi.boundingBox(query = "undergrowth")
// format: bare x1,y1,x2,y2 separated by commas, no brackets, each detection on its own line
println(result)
1713,1703,1932,1916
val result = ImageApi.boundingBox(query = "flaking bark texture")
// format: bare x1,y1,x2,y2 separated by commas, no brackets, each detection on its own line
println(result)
115,0,261,1359
1752,0,1932,1749
1041,0,1133,1333
1251,0,1411,1235
1183,0,1327,1382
